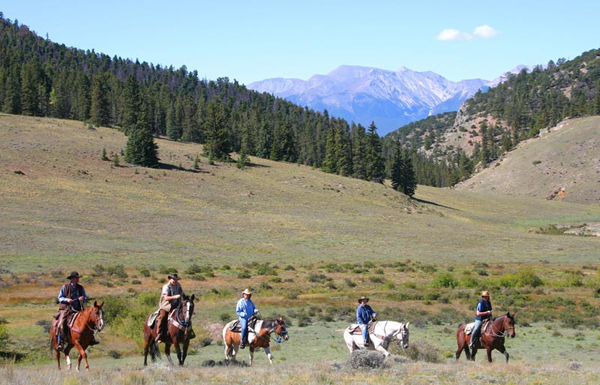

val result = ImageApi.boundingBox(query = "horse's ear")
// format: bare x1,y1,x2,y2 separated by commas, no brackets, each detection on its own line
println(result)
506,312,510,316
99,301,104,308
405,322,410,328
191,294,195,301
94,300,98,307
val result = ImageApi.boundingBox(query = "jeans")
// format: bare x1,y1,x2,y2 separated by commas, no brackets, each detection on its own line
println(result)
239,318,249,343
470,319,483,346
359,324,368,343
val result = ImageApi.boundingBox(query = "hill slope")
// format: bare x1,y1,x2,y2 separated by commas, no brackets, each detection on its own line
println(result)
455,116,600,204
1,114,599,272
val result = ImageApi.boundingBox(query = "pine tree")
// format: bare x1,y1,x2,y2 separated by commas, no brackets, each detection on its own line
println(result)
352,124,367,180
122,74,140,134
365,122,385,182
323,127,337,173
193,154,201,170
124,101,160,167
401,149,417,197
334,121,352,176
391,141,405,191
101,147,108,161
203,100,231,160
91,73,110,127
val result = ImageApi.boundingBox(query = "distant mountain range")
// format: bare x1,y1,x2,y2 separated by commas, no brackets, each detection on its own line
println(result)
249,65,535,135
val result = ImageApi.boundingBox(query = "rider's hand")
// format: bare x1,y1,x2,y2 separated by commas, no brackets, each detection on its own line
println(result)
66,298,73,303
174,294,181,299
78,296,85,301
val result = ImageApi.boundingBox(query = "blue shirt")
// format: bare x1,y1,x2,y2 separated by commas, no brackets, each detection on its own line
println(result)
236,298,256,320
476,299,492,321
356,304,376,325
58,283,88,311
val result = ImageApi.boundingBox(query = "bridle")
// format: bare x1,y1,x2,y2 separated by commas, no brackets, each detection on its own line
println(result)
486,315,513,338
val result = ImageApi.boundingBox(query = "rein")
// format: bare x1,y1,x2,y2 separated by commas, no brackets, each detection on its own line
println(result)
485,316,509,338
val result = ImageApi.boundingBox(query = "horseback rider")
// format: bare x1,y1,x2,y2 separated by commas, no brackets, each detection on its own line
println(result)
469,290,493,349
237,288,259,349
356,296,377,347
56,271,97,350
156,273,185,344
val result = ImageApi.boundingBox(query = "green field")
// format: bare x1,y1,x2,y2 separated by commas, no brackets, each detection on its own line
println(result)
1,114,599,384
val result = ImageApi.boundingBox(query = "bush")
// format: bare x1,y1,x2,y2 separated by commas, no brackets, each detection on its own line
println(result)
431,272,458,288
237,271,251,279
139,268,151,277
36,319,52,334
106,264,128,278
0,324,9,349
390,340,443,363
349,350,386,369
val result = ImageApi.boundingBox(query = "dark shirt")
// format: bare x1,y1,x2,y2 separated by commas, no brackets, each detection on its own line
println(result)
476,299,492,321
356,304,376,325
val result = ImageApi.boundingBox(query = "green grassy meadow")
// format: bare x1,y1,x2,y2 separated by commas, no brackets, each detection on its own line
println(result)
1,114,599,383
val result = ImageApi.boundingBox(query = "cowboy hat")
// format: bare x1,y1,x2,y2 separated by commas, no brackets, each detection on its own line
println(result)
168,273,180,280
242,288,252,295
358,296,369,304
481,290,491,297
67,271,82,279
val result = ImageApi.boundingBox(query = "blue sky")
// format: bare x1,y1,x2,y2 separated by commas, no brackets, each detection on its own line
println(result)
3,1,600,84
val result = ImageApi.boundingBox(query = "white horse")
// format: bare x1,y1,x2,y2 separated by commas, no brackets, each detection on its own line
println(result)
344,321,410,356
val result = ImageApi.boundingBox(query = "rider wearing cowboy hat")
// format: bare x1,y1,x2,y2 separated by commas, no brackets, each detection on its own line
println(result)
56,271,96,350
356,296,377,347
469,290,493,349
156,273,186,343
236,288,259,349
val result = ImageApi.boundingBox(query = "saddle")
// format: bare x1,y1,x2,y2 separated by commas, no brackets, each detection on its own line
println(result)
147,308,175,328
465,319,492,335
348,322,377,335
227,319,263,344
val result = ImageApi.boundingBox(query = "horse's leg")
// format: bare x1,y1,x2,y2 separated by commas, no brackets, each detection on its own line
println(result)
373,342,390,357
264,346,273,364
165,344,174,366
249,347,254,366
470,347,477,361
73,341,89,372
182,339,189,365
174,341,183,366
455,342,464,361
143,336,150,366
486,346,493,363
55,347,61,371
498,345,509,363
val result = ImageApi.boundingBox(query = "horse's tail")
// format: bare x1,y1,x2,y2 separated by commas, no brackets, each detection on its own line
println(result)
150,340,161,362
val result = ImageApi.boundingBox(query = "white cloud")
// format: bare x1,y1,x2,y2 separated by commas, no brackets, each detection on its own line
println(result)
437,25,500,42
473,25,499,39
436,29,472,41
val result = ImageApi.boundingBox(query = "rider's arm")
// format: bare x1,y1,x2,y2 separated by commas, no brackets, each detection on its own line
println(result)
58,286,71,304
236,300,246,318
80,286,88,302
476,302,491,316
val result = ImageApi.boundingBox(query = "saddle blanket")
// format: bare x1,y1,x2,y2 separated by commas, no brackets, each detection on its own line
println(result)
226,320,263,344
347,322,377,335
465,320,491,335
147,309,176,328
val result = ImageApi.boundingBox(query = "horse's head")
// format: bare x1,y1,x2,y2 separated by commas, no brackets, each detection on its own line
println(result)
181,294,195,324
92,301,105,331
395,322,410,349
504,312,516,338
274,316,289,341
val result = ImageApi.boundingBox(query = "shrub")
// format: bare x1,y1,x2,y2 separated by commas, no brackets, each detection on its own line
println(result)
158,266,178,275
139,268,151,277
369,276,384,284
0,324,9,349
106,264,128,278
499,268,543,288
131,279,142,285
431,272,458,288
349,350,386,369
108,350,122,359
390,340,443,363
345,278,357,288
36,319,52,333
237,270,251,279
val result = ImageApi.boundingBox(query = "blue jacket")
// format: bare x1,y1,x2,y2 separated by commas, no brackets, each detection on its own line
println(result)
476,299,492,321
236,298,256,320
356,304,376,325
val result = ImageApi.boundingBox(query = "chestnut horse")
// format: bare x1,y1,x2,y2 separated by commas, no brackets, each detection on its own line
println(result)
143,295,195,366
223,316,289,365
456,312,516,363
49,301,105,371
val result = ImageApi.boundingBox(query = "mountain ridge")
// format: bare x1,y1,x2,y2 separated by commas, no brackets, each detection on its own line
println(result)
249,65,530,134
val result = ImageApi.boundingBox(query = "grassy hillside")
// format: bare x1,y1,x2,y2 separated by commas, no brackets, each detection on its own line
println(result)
1,115,599,382
1,114,599,273
455,116,600,204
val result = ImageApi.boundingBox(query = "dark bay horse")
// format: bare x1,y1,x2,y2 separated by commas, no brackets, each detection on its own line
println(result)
143,295,195,366
223,316,289,365
50,301,105,371
456,312,516,363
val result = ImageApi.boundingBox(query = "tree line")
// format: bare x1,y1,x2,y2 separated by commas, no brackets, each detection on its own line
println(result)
0,15,424,194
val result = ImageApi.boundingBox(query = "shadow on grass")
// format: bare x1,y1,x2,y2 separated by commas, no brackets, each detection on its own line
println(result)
413,197,458,211
158,162,209,174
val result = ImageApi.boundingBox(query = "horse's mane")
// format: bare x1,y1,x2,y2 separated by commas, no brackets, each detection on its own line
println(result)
263,318,284,329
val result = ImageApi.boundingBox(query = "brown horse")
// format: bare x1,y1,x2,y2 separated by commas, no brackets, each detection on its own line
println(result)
49,301,105,371
143,294,195,366
456,312,516,363
223,316,289,365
